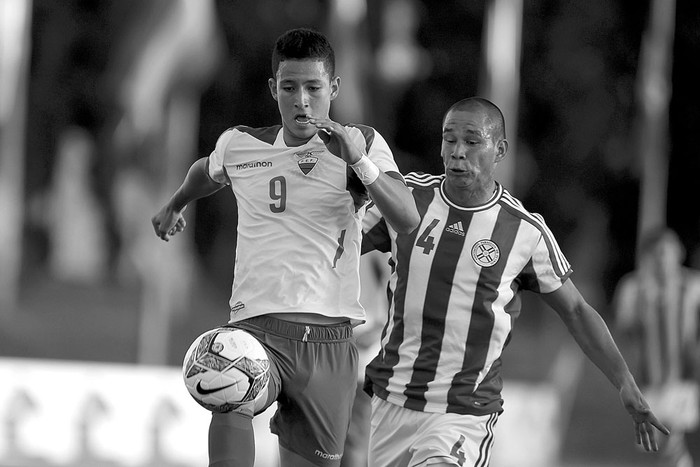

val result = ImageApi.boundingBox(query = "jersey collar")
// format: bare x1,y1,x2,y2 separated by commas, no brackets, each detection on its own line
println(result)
439,178,503,211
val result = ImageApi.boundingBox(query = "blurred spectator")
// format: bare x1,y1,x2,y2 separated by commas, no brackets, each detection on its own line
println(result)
613,227,700,467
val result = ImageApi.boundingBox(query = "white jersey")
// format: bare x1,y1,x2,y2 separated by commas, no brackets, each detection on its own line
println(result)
207,124,401,324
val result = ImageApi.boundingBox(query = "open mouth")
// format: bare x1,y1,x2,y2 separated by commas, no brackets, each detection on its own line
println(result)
294,115,311,125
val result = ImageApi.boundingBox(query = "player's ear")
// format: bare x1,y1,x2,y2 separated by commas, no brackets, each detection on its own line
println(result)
268,78,278,101
495,139,508,162
330,76,340,101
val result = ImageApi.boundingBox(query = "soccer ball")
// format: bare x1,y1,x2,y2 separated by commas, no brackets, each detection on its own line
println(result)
182,327,270,413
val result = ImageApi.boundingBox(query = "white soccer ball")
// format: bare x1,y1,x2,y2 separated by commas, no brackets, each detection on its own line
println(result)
182,327,270,413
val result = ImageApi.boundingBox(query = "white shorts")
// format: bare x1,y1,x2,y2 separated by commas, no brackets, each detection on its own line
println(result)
369,395,499,467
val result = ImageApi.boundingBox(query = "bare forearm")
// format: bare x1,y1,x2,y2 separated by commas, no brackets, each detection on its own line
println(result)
366,174,419,234
168,157,223,211
567,304,635,390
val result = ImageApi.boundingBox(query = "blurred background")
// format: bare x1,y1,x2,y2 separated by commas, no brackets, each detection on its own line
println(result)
1,0,699,465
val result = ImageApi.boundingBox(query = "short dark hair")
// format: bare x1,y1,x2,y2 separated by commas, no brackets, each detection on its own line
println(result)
444,97,507,141
271,28,335,79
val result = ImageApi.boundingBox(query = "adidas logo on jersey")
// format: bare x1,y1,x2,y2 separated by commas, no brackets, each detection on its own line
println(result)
445,221,465,236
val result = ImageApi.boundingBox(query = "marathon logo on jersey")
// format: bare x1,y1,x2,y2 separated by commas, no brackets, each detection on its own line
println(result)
235,161,272,170
471,239,500,267
445,221,466,236
294,149,323,175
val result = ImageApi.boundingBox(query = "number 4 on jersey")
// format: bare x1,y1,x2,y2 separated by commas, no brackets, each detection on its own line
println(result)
416,219,440,255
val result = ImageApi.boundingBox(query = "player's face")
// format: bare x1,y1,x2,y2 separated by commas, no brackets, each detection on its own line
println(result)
441,108,507,198
269,59,339,146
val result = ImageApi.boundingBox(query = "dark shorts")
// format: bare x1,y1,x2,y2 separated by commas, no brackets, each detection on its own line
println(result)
229,316,359,466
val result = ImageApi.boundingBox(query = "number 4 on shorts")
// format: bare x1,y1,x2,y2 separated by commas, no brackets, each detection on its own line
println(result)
450,434,466,466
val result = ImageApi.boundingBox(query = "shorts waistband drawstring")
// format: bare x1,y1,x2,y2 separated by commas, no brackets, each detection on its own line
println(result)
228,316,354,342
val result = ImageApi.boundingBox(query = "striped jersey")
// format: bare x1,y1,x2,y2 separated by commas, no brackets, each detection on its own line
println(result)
207,124,401,324
614,266,700,385
362,172,573,415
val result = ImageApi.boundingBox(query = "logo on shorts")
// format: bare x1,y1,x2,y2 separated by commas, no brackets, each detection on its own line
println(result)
471,240,500,267
231,301,245,314
315,450,342,461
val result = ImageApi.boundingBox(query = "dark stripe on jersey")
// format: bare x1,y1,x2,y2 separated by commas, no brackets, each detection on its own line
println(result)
500,194,570,277
447,206,520,411
234,125,281,145
368,186,436,395
362,218,390,254
404,207,469,411
346,123,375,153
517,258,541,293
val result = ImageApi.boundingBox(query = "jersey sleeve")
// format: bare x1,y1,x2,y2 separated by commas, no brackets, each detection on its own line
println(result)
346,124,403,180
207,128,235,185
518,216,573,294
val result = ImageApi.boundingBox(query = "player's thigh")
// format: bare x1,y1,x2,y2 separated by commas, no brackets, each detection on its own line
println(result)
412,410,498,466
369,396,499,467
279,445,327,467
274,338,358,464
368,396,419,467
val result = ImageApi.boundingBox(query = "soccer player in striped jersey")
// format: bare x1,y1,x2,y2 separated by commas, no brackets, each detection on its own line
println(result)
151,28,419,467
361,97,669,466
613,227,700,467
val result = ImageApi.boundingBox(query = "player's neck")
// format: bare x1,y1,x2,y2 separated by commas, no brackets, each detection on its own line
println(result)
444,179,497,208
282,127,316,147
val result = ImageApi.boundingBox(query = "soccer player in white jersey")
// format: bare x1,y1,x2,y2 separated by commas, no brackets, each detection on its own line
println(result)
361,97,669,466
151,28,419,467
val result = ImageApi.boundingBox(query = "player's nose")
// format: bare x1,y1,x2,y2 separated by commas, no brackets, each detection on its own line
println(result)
294,89,310,108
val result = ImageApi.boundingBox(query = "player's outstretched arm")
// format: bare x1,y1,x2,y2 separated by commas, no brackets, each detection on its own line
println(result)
311,117,419,233
541,279,670,451
151,157,223,241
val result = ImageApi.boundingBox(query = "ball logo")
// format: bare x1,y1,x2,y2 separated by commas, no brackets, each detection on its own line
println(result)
471,240,500,267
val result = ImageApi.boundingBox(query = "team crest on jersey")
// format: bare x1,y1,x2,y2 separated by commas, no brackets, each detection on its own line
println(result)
294,149,323,175
471,239,500,267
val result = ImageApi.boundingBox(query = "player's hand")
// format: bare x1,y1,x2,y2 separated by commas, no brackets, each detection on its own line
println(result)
308,117,362,165
151,204,187,242
620,383,670,452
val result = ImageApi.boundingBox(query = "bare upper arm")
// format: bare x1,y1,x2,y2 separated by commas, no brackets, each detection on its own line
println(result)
540,279,587,322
